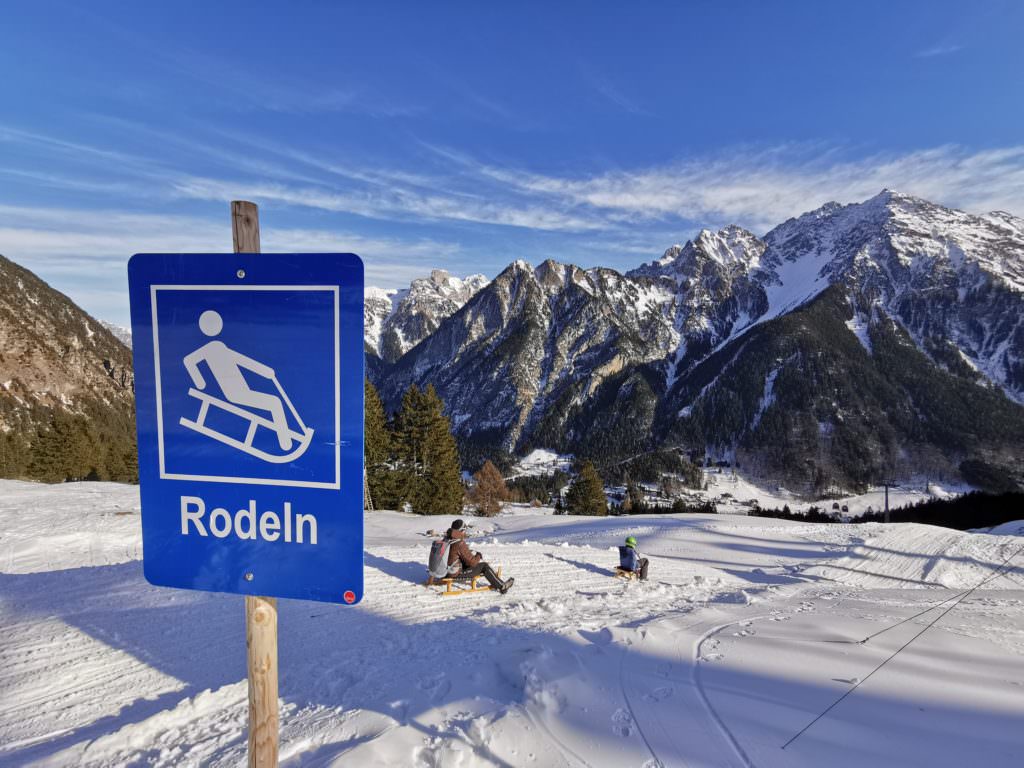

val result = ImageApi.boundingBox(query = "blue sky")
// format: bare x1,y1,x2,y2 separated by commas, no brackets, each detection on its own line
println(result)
2,1,1023,325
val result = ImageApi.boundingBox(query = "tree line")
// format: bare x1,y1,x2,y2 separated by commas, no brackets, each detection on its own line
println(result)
0,407,138,484
750,491,1024,531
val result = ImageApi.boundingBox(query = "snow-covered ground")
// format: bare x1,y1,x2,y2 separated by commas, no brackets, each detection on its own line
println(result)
686,468,967,518
1,481,1023,767
507,449,574,479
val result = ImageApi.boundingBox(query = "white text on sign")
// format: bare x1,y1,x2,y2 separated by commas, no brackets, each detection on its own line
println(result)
180,496,318,544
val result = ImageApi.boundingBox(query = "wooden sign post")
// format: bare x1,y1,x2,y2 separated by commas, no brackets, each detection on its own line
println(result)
232,200,280,768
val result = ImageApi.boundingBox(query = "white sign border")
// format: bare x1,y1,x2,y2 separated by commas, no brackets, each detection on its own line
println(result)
151,284,342,490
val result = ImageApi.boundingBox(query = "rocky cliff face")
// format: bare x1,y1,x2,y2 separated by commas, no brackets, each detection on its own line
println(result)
375,260,676,460
365,269,488,362
0,254,136,481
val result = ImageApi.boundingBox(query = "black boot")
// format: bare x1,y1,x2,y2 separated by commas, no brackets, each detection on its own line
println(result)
499,577,515,594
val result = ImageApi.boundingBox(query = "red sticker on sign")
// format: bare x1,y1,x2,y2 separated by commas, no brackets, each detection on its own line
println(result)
343,590,356,604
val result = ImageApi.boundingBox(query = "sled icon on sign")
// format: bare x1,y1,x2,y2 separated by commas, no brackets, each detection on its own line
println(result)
178,310,314,463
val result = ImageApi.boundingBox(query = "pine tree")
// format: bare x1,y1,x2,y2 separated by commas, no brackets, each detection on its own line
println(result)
470,460,509,517
565,461,608,516
394,384,464,515
364,379,392,510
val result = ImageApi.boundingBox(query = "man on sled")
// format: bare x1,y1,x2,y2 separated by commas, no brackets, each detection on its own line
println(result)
427,519,515,595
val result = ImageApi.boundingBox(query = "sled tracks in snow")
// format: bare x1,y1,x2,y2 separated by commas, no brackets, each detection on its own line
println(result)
619,612,761,768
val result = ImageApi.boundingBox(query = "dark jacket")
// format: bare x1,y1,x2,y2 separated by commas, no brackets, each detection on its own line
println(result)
446,528,481,571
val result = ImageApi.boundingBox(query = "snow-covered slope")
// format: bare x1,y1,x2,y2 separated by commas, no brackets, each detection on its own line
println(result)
363,285,403,355
2,481,1022,767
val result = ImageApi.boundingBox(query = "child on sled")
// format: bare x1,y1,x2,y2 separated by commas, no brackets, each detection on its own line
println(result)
617,535,649,581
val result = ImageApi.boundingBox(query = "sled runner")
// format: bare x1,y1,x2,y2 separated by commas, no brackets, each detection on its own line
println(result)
425,567,503,596
180,384,314,464
614,566,639,581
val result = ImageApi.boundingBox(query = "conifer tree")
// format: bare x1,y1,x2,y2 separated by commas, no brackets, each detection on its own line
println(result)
470,460,509,517
394,384,464,515
364,379,392,509
565,461,608,516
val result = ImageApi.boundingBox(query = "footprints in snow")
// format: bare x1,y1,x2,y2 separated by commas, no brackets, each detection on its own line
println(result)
642,685,674,702
417,673,451,701
700,638,724,662
732,620,757,638
611,707,634,737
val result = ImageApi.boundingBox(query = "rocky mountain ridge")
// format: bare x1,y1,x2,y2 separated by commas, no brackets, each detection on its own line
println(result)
368,191,1024,493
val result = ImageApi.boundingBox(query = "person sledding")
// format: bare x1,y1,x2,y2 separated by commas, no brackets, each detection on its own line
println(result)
180,310,314,463
427,519,514,594
617,535,649,581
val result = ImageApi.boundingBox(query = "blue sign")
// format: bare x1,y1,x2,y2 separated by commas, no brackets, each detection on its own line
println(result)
128,253,364,604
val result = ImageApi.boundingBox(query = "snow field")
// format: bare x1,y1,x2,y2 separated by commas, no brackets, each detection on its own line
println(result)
1,482,1023,766
0,481,141,574
805,524,1024,590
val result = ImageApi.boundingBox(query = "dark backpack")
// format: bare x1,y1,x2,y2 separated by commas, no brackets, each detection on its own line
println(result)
428,538,457,578
619,545,639,572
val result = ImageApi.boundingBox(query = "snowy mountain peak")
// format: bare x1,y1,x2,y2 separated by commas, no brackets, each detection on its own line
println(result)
369,190,1023,485
764,190,1024,293
421,269,488,298
693,225,766,268
534,259,571,290
633,226,765,285
365,270,489,361
752,190,1024,400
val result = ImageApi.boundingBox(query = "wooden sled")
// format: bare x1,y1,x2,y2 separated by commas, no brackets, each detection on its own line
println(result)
425,567,503,596
614,567,639,581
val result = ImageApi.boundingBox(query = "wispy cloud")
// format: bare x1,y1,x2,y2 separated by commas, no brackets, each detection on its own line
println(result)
159,48,418,117
915,43,963,58
170,175,605,233
0,204,461,290
6,120,1024,242
481,144,1024,232
0,122,604,233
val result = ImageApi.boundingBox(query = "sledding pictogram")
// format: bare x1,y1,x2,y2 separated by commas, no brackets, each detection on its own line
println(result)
179,309,314,463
